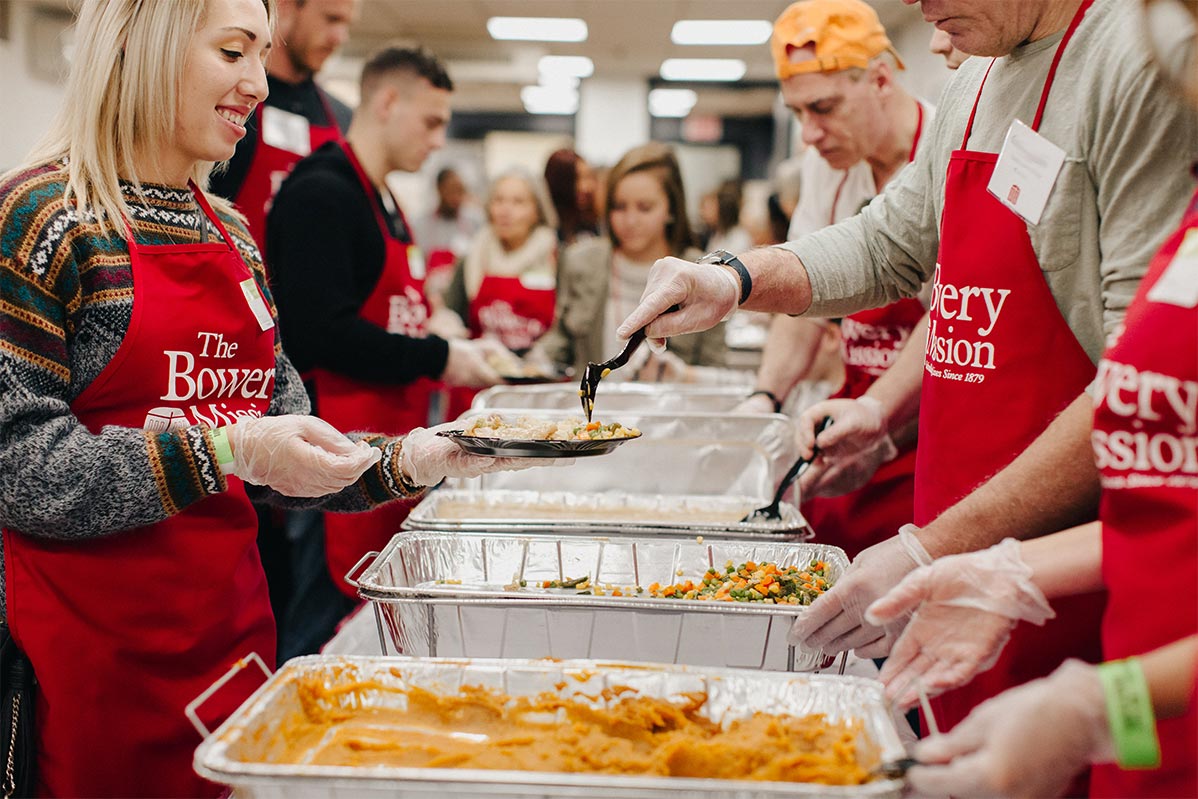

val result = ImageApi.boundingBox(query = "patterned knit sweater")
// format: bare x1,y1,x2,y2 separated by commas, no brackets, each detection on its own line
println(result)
0,163,421,608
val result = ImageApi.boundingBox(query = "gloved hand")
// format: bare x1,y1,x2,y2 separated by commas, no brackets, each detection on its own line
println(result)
787,525,932,658
441,338,508,388
865,538,1056,709
795,395,895,460
908,659,1112,799
615,256,739,347
399,423,539,487
733,391,779,415
425,306,469,340
226,415,381,497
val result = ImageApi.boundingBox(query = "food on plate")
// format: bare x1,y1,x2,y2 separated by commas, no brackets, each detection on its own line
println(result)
279,671,879,784
648,559,832,605
462,414,640,441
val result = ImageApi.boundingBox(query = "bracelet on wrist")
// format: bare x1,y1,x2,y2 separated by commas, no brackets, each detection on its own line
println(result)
394,440,424,495
1098,658,1162,769
210,426,235,468
748,389,783,413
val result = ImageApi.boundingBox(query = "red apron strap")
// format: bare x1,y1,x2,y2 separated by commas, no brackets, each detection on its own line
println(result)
314,87,347,145
960,59,998,149
188,180,241,252
908,101,925,163
1032,0,1096,131
339,140,395,235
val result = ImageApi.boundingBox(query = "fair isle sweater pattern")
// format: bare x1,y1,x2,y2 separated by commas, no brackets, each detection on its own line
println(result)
0,163,419,607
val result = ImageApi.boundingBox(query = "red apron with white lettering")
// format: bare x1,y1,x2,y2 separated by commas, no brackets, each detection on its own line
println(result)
313,141,435,598
448,272,557,418
915,0,1106,751
3,185,277,797
1090,189,1198,798
802,107,926,558
234,90,344,252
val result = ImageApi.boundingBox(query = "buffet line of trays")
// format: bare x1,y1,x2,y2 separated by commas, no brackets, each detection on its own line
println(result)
195,386,904,798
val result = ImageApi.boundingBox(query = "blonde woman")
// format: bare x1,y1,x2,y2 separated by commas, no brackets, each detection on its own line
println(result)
536,142,726,373
0,1,528,795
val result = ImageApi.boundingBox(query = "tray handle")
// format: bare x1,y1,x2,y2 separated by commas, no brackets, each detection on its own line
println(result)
343,550,381,590
185,652,272,738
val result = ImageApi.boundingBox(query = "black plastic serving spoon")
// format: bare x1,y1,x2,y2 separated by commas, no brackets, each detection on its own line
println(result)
742,416,833,522
579,304,680,422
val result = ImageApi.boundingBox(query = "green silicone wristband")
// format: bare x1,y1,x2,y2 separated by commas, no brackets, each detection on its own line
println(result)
1098,658,1162,769
210,426,235,467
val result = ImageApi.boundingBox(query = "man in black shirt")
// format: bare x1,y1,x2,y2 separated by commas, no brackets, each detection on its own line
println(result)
266,47,510,657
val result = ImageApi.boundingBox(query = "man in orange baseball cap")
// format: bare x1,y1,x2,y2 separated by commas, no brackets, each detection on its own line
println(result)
736,0,931,567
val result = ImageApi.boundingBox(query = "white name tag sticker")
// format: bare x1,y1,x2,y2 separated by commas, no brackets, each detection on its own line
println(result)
407,245,427,281
1146,229,1198,308
261,107,312,156
240,278,276,331
987,119,1067,226
519,270,556,291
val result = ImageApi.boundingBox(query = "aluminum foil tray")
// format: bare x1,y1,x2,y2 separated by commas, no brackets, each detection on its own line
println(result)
449,409,799,502
403,489,810,540
473,383,755,413
194,655,904,799
353,531,847,672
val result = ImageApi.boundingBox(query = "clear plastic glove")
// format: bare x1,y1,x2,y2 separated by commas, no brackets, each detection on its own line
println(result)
733,392,778,415
787,525,932,658
614,256,738,346
400,423,540,486
425,307,469,340
865,538,1056,709
441,338,508,388
799,435,898,498
226,415,381,497
796,395,894,460
908,659,1112,799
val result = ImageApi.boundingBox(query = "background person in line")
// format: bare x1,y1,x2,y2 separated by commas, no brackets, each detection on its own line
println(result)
265,47,516,656
0,1,535,794
614,0,1198,774
533,142,726,376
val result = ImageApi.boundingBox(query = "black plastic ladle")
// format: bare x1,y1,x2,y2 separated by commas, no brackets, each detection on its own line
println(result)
741,416,833,522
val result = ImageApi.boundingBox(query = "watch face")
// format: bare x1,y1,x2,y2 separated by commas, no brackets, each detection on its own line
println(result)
700,249,733,264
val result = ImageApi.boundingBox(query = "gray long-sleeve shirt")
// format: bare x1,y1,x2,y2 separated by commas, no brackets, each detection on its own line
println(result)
782,0,1198,364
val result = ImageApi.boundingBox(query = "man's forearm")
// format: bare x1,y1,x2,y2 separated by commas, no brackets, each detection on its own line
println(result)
1141,635,1198,719
753,315,825,398
918,393,1101,557
737,247,814,315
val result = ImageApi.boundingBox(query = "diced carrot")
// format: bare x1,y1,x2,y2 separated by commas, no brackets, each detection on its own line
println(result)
586,421,601,431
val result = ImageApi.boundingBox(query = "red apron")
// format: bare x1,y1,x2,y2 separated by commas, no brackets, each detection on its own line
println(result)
803,107,926,558
313,141,435,598
234,91,344,252
2,185,277,797
1090,190,1198,798
447,272,557,418
915,0,1106,746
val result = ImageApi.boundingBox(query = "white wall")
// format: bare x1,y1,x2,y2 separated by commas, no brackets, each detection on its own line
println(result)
0,3,70,171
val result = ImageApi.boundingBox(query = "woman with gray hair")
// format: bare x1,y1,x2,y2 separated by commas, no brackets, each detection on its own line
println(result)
443,168,560,354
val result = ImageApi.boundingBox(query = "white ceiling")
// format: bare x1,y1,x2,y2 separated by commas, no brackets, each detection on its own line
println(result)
325,0,929,115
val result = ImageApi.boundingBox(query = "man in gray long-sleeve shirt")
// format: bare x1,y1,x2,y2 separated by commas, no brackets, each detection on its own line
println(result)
615,0,1198,741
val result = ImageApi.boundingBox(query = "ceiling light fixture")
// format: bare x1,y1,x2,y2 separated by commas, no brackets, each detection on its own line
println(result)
538,55,594,79
487,17,588,43
648,88,698,118
671,20,772,46
521,85,580,115
660,58,746,82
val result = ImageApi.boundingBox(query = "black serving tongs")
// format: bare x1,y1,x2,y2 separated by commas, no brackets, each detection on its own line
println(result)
579,304,680,422
742,416,833,522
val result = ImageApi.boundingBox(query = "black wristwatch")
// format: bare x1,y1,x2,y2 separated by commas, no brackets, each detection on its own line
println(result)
698,249,752,305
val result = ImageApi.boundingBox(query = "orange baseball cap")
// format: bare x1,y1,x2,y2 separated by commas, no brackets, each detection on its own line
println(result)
772,0,905,80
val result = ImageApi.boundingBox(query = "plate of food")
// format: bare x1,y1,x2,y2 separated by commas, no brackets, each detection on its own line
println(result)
438,414,642,458
487,351,573,385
